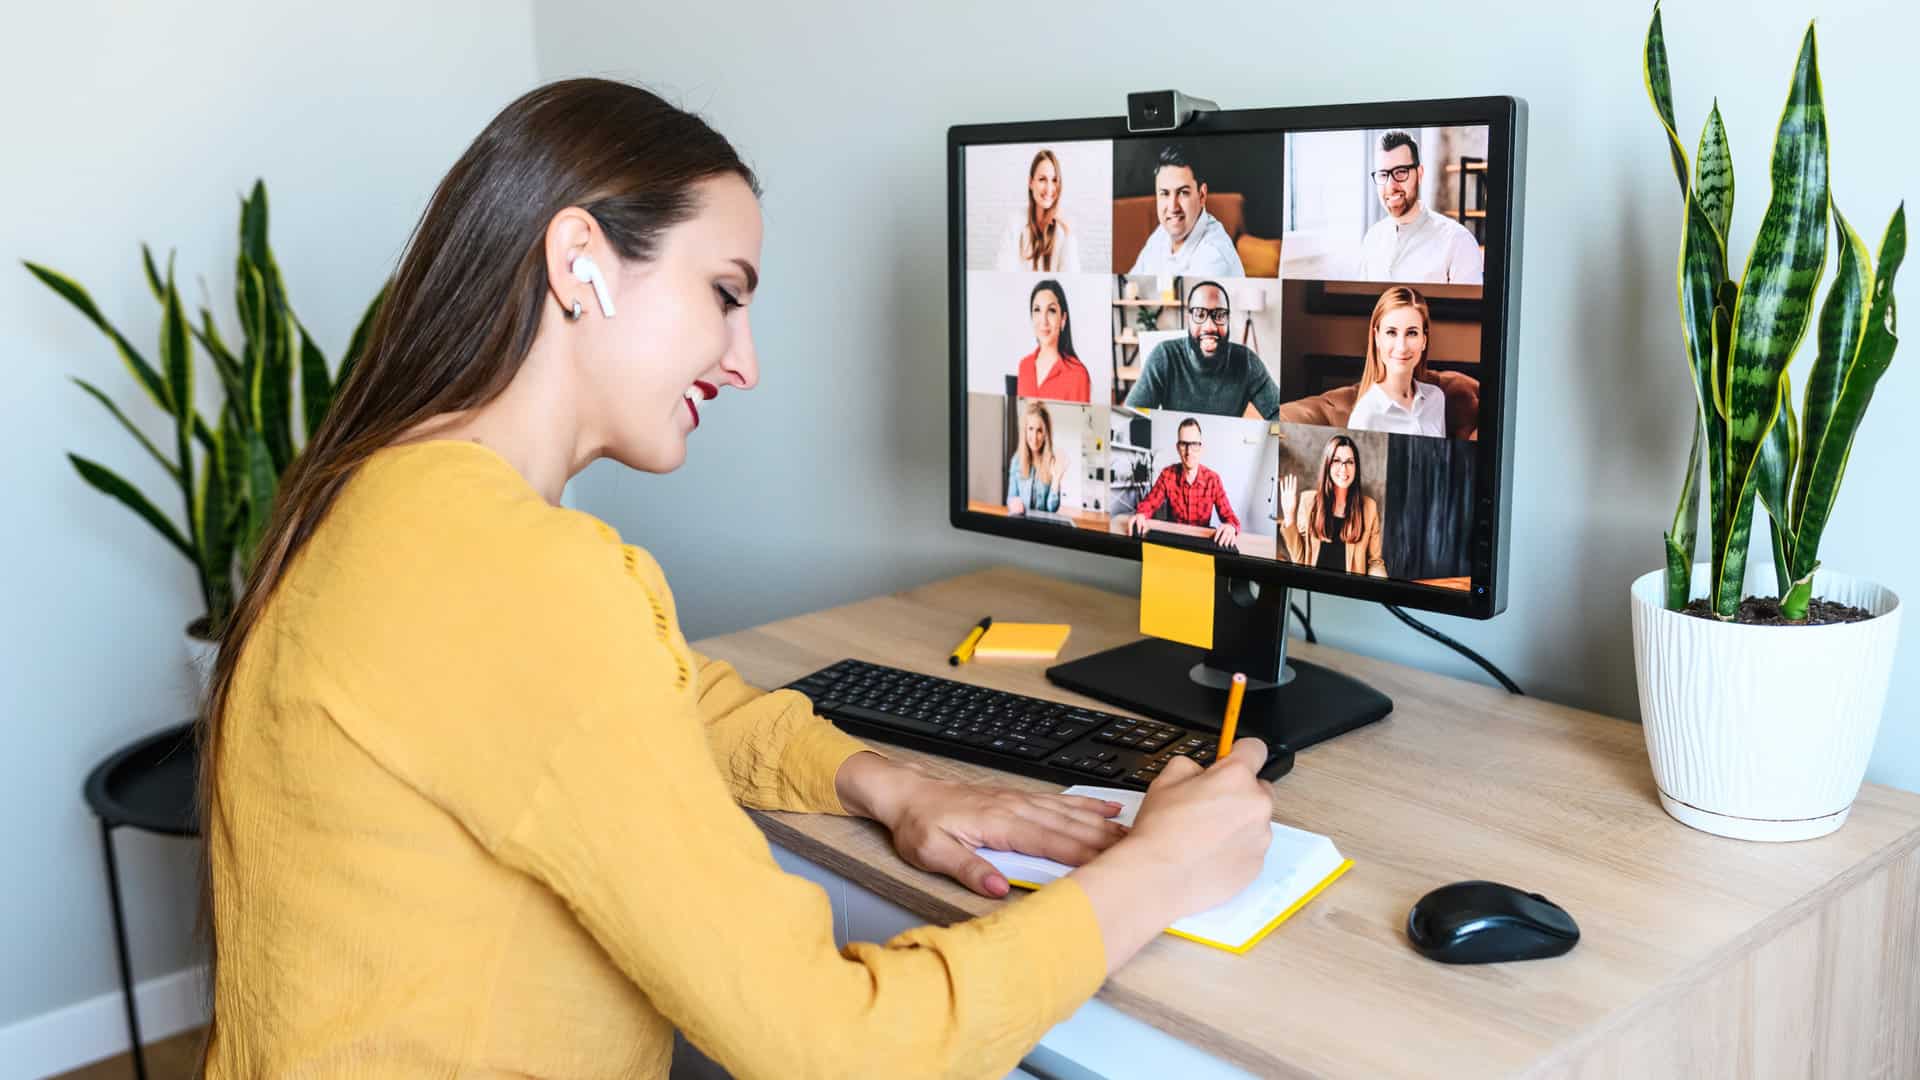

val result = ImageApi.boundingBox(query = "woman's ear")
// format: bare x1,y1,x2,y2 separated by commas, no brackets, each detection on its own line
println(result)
543,207,602,315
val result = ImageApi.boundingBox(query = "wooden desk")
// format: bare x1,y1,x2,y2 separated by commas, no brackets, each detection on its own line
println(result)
968,499,1111,534
696,569,1920,1079
1107,516,1280,560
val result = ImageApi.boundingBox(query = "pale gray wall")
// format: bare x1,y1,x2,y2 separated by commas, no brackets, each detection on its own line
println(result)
1,0,536,1031
536,0,1918,792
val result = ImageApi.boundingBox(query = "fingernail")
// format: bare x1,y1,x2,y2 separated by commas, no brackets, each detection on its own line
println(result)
987,874,1008,895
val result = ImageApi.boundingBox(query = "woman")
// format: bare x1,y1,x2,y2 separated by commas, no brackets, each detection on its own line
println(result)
1345,286,1447,437
1279,435,1387,576
996,148,1082,272
198,80,1274,1078
1007,399,1067,515
1015,279,1091,402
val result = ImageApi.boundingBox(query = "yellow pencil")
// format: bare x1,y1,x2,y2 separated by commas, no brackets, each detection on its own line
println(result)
948,616,993,666
1217,672,1247,761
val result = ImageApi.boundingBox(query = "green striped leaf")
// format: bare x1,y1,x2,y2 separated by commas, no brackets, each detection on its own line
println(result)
195,307,248,407
1794,201,1871,536
68,453,195,561
1755,371,1797,595
219,406,248,532
1644,4,1690,195
1715,23,1828,616
71,377,179,483
299,322,332,441
24,261,174,415
160,267,192,427
241,426,277,564
141,245,166,303
240,181,270,268
1665,416,1703,609
1790,203,1906,591
336,280,389,392
1695,104,1734,253
237,260,268,427
196,427,237,633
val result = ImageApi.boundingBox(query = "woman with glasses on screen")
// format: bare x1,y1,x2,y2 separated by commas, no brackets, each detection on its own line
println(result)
1346,286,1447,438
1279,434,1387,576
1007,400,1067,516
996,147,1082,272
1015,279,1091,402
196,79,1276,1078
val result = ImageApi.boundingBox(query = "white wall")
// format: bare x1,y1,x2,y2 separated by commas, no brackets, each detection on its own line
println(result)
536,0,1918,793
0,0,536,1044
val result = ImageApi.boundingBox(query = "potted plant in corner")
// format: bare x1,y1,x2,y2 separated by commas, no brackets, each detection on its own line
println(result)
27,181,386,696
1632,6,1906,841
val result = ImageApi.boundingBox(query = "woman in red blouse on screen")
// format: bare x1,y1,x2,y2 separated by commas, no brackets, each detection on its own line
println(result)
1015,279,1090,402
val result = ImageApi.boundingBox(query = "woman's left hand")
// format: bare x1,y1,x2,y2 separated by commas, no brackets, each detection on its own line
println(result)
837,754,1127,897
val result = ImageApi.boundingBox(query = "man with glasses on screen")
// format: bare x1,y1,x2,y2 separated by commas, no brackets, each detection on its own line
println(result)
1123,281,1281,419
1358,130,1483,284
1127,146,1246,278
1126,417,1241,549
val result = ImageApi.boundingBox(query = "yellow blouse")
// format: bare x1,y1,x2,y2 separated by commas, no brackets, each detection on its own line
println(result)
206,440,1106,1078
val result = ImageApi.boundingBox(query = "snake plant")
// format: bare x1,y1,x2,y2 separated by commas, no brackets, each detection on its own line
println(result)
1645,5,1905,621
26,180,387,637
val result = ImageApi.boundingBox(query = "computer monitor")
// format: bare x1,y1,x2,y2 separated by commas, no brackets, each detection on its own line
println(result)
948,95,1527,750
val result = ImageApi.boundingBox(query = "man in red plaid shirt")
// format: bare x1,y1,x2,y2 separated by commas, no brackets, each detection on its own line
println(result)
1126,417,1241,548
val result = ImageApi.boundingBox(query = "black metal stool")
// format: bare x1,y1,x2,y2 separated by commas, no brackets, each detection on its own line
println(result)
82,722,199,1080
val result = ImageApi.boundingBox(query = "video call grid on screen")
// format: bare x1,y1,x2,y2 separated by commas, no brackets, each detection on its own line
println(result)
948,98,1523,618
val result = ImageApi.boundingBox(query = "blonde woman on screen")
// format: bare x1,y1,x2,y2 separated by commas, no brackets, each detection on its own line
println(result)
1279,434,1387,576
996,148,1082,272
1008,400,1067,515
197,78,1275,1079
1346,286,1447,438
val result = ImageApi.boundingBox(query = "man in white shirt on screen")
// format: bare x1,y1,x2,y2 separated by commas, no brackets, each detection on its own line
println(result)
1357,131,1483,284
1128,146,1245,278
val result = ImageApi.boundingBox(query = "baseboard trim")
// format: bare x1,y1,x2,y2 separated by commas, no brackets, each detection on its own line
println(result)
0,966,207,1080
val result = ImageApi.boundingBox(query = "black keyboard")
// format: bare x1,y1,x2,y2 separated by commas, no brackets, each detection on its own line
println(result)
785,659,1294,791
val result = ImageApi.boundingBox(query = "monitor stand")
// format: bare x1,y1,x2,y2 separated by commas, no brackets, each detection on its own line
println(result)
1046,574,1392,752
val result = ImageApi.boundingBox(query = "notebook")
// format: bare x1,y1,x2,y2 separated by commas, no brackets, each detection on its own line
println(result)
979,785,1351,954
972,622,1072,660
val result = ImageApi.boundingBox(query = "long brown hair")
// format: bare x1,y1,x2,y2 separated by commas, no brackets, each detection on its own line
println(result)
1312,435,1365,544
194,78,757,1041
1022,149,1063,270
1355,285,1432,402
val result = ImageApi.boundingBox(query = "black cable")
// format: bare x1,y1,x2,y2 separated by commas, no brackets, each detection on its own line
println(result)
1383,604,1524,695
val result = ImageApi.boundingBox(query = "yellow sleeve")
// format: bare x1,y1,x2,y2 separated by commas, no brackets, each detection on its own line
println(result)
388,525,1106,1078
619,543,876,814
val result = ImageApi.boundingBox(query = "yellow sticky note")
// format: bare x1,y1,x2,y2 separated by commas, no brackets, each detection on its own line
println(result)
1140,543,1214,649
974,622,1072,660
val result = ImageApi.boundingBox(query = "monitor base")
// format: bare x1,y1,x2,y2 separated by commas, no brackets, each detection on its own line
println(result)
1047,639,1392,752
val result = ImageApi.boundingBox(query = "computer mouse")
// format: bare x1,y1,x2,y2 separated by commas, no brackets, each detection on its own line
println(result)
1406,880,1579,964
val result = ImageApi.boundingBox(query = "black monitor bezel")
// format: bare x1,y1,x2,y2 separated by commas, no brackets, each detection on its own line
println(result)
947,95,1525,619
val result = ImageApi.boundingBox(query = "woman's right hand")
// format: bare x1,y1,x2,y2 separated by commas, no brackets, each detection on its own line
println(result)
1278,475,1298,529
1008,497,1026,516
1068,739,1274,972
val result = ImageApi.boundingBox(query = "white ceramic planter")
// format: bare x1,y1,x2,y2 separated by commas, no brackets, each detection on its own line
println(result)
185,621,219,706
1630,565,1902,841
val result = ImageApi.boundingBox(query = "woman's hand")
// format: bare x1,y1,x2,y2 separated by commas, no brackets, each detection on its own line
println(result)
1278,475,1298,529
1008,497,1026,516
835,753,1127,897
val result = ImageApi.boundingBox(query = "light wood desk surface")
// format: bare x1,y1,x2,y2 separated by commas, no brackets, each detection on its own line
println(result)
696,568,1920,1079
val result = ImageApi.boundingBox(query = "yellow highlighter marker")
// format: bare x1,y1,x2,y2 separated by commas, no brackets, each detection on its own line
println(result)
948,616,993,666
1217,672,1247,761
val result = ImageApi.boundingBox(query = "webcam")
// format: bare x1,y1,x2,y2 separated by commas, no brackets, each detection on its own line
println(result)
1126,90,1219,133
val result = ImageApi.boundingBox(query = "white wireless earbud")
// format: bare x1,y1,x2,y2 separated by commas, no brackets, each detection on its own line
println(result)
570,254,616,318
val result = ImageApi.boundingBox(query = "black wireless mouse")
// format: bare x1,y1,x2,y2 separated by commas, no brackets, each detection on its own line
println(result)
1406,880,1579,964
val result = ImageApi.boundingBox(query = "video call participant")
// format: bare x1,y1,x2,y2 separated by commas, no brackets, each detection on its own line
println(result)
1358,131,1484,285
1015,280,1091,403
996,148,1082,272
1123,281,1279,419
1126,417,1241,548
1007,400,1067,516
1127,146,1246,278
1279,435,1386,576
1346,286,1446,437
